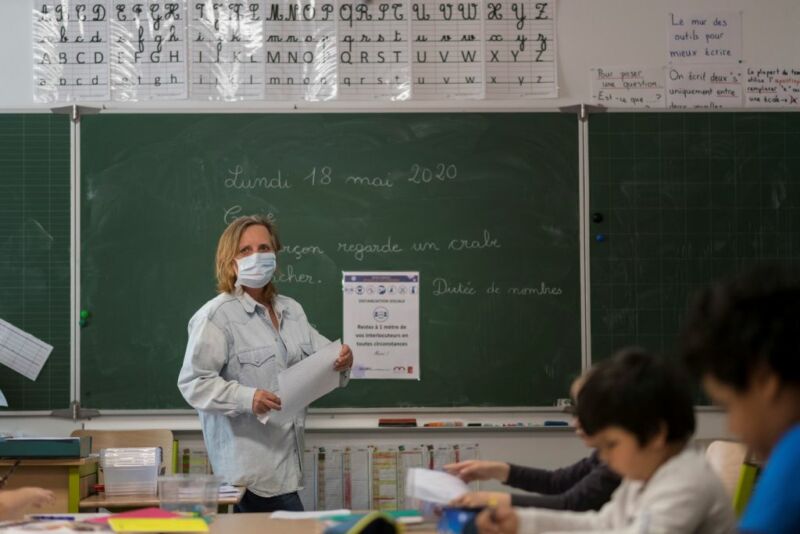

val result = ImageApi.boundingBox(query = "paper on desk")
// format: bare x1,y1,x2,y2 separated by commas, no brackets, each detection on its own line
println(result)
405,468,469,504
0,388,7,407
259,340,342,425
0,318,53,381
272,509,350,520
108,517,209,532
219,483,240,496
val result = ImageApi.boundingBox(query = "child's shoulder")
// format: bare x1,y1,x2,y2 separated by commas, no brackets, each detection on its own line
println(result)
765,423,800,479
653,447,729,497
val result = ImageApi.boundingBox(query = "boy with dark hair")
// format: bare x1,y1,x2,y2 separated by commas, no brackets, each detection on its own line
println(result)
445,374,620,512
477,349,735,534
681,264,800,534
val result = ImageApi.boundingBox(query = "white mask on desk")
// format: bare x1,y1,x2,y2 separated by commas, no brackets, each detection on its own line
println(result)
235,252,276,288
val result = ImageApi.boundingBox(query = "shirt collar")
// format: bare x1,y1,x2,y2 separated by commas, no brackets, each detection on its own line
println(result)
234,287,287,318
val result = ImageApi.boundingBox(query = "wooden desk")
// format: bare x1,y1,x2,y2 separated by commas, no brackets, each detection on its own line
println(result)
0,458,97,513
209,514,436,534
79,487,245,511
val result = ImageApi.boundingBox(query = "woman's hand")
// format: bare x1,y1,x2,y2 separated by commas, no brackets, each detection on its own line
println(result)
476,503,518,534
444,460,511,483
252,389,282,415
334,344,353,371
450,491,511,508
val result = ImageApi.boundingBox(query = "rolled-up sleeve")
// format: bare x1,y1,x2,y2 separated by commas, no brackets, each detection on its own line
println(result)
178,316,256,416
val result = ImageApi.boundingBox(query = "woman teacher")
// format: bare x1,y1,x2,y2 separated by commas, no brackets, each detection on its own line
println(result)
178,215,353,512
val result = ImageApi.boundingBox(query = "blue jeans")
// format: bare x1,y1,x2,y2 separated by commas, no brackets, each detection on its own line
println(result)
234,490,304,513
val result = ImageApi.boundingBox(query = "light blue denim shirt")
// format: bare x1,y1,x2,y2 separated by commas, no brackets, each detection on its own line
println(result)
177,289,349,498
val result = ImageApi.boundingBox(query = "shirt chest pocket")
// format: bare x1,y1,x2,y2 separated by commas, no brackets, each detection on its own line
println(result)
289,342,314,366
234,347,278,391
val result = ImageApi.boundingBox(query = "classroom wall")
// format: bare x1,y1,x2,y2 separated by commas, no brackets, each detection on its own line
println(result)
1,0,799,109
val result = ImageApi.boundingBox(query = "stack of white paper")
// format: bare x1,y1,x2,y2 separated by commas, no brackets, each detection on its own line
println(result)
258,340,342,425
405,468,469,504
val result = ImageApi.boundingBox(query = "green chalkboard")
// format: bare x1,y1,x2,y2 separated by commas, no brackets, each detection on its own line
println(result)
589,112,800,362
0,114,71,411
79,113,581,409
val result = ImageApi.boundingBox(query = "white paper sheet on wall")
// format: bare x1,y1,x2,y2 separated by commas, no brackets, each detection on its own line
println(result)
411,0,485,100
263,0,338,101
745,66,800,108
188,0,265,100
336,0,411,101
110,0,189,101
33,0,112,103
0,318,54,381
484,0,558,98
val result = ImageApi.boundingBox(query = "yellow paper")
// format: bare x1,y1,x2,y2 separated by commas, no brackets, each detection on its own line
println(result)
108,517,209,532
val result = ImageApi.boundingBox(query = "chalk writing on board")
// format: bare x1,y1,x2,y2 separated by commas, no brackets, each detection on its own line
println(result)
225,164,458,189
667,66,743,108
447,229,501,250
283,244,326,260
667,11,741,64
274,264,322,284
590,67,666,109
432,277,477,296
431,279,564,297
408,164,458,183
338,238,404,261
745,67,800,108
345,175,394,188
224,166,291,189
411,241,442,252
508,283,562,296
223,205,276,224
303,166,333,186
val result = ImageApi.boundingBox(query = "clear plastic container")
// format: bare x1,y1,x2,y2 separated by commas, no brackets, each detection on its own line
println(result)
101,447,161,496
159,474,222,518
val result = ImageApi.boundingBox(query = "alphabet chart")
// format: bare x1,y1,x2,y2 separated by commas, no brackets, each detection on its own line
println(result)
32,0,558,102
189,1,266,100
337,0,411,101
263,0,338,101
484,0,557,98
33,0,111,103
411,0,485,99
110,0,188,101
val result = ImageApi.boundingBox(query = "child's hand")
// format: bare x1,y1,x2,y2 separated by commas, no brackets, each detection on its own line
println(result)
444,460,511,482
450,491,510,508
476,503,518,534
17,487,55,508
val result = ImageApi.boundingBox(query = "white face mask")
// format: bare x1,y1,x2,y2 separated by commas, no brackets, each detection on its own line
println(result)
235,252,276,289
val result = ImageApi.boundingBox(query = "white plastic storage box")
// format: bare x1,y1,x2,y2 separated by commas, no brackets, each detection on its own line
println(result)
101,447,161,496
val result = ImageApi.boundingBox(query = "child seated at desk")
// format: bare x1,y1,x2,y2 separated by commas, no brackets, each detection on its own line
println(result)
681,264,800,534
0,488,54,520
477,349,735,534
445,374,620,511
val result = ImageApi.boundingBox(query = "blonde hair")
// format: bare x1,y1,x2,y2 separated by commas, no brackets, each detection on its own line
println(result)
215,215,282,302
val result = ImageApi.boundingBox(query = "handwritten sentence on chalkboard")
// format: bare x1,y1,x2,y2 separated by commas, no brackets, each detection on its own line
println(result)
222,163,458,191
272,260,564,298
